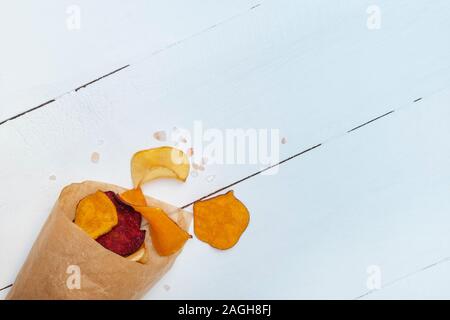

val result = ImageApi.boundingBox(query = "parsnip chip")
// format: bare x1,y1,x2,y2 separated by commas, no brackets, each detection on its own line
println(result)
134,206,191,256
126,246,146,262
193,191,249,250
120,187,147,207
75,191,118,239
131,146,190,187
138,242,150,263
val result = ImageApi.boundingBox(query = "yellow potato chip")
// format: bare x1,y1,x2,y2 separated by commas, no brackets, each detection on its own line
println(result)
126,246,146,262
193,191,249,250
137,244,150,264
74,191,118,239
131,146,190,187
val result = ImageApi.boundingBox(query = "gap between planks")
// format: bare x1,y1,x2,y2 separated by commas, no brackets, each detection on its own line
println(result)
354,256,450,299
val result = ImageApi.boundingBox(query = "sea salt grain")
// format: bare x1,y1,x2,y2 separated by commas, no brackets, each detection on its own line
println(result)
91,152,100,163
153,130,167,141
192,163,205,171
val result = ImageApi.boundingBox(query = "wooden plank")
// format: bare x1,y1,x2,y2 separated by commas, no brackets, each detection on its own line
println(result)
4,0,450,125
0,0,260,122
0,288,10,300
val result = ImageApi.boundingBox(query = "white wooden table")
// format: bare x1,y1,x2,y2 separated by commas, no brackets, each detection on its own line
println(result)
1,0,450,299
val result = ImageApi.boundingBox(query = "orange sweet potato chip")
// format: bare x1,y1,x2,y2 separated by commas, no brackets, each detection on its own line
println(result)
134,206,191,256
193,191,249,250
120,187,147,207
74,191,118,239
131,146,190,187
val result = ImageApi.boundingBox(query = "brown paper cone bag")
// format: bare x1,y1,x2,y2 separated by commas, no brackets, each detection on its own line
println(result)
7,181,191,300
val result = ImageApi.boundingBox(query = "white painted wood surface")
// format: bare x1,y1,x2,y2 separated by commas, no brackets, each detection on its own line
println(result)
1,0,450,299
0,0,259,122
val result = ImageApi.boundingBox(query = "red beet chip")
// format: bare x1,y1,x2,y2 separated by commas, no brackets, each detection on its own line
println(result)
97,191,145,256
97,227,145,257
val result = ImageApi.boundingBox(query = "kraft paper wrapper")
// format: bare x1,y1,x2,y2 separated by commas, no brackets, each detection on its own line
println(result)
7,181,192,300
